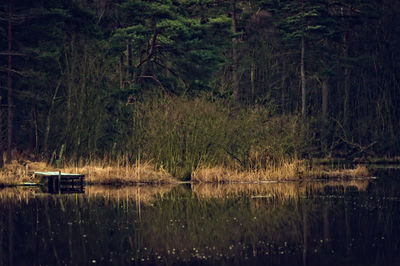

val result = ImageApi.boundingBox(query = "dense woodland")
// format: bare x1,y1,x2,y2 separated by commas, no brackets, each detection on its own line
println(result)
0,0,399,176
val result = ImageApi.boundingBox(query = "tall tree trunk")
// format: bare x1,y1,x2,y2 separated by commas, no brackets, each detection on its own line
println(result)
250,51,255,102
231,0,239,100
7,0,14,163
343,46,349,128
43,81,61,156
301,34,306,118
116,2,124,89
119,54,124,88
342,7,350,130
127,40,133,81
300,0,307,118
137,31,158,79
32,106,39,158
281,61,286,114
65,32,76,146
322,79,328,119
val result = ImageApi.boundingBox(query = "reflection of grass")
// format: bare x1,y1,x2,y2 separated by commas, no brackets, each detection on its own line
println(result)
0,185,305,264
0,187,42,202
0,179,369,206
0,184,176,205
85,184,176,204
192,179,369,200
1,179,395,266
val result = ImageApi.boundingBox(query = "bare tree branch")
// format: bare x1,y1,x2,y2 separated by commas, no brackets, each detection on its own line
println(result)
0,52,25,56
136,75,166,92
135,31,158,69
153,60,189,89
0,68,31,77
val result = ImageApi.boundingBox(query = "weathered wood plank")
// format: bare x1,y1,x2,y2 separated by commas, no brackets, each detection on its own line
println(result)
34,171,85,193
34,171,84,178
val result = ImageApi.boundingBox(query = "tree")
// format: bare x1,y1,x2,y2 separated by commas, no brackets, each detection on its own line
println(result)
231,0,240,100
272,0,337,118
113,0,231,95
7,0,13,162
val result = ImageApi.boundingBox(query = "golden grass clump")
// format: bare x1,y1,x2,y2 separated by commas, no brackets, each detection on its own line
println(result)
0,160,176,186
0,160,48,185
191,160,308,183
0,158,370,187
192,162,370,183
62,161,175,185
320,165,369,179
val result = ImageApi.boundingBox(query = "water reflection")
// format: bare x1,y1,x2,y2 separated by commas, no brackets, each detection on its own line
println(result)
0,174,399,266
192,180,369,200
86,184,177,204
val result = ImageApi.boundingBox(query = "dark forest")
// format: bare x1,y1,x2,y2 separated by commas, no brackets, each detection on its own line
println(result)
1,0,399,177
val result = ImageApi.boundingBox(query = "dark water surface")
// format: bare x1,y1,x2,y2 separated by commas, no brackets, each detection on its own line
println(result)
1,168,399,266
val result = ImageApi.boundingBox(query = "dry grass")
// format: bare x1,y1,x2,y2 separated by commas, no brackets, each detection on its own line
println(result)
319,164,370,179
0,160,175,186
0,160,48,186
62,161,175,185
0,159,370,187
192,161,305,183
192,161,370,183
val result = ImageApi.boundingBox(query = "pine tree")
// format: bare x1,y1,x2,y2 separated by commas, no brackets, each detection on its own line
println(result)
113,0,231,95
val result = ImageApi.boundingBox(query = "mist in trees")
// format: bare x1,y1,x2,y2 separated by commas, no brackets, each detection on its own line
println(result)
0,0,399,168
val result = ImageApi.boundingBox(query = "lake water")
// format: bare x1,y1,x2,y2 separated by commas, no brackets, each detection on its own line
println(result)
0,168,399,265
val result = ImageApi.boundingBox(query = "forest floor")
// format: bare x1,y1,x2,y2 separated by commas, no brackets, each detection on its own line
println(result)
0,159,372,187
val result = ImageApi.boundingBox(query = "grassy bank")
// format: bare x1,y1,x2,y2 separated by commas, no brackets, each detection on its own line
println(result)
0,160,175,187
0,159,370,187
192,162,370,183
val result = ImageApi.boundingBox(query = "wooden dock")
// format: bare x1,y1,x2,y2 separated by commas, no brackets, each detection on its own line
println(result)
34,171,85,193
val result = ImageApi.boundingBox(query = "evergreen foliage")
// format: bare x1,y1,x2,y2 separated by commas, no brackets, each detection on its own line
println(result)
0,0,399,174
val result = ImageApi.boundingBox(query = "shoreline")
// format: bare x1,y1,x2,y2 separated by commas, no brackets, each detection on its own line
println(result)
0,176,378,190
0,159,377,188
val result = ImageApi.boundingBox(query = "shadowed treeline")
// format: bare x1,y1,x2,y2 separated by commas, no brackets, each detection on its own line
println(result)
1,0,400,176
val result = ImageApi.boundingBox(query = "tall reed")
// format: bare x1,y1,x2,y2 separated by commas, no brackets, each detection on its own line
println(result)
122,95,301,179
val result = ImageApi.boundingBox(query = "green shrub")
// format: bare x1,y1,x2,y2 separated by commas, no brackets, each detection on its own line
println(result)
122,95,301,179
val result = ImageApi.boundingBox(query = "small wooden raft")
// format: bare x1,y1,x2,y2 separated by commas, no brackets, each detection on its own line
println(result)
35,171,85,193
